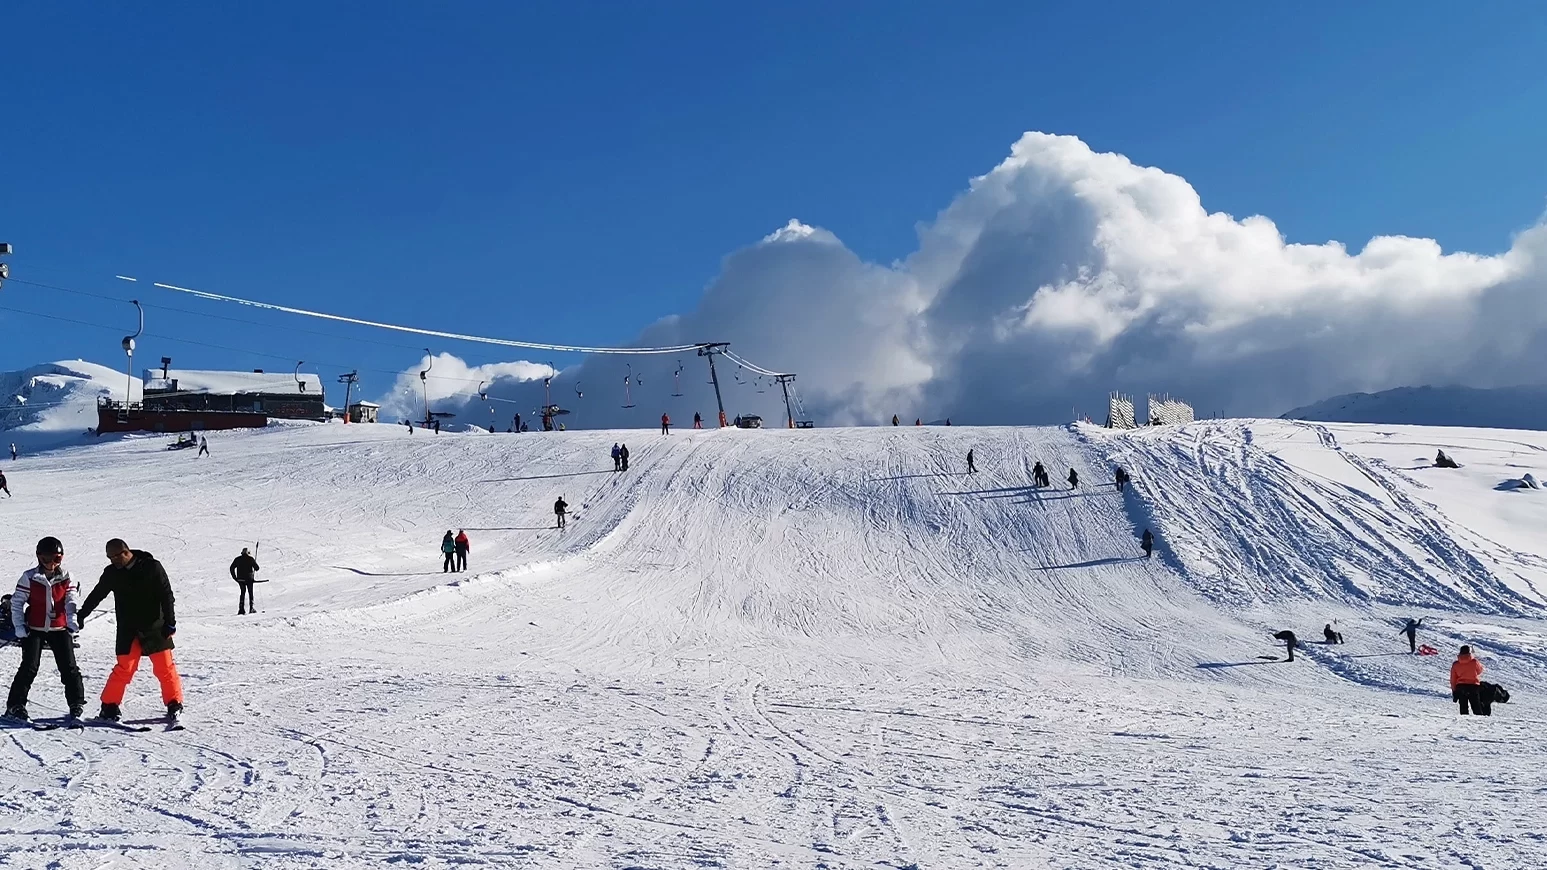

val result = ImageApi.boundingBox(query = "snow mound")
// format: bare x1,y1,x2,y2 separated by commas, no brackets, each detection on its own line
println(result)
1283,384,1547,431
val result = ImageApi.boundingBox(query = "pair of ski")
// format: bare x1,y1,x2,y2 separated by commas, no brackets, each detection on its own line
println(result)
32,715,183,733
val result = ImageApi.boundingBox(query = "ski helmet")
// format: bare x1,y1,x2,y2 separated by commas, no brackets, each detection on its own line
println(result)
36,536,63,556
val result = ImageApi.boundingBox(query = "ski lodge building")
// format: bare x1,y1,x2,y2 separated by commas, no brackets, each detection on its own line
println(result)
142,369,328,420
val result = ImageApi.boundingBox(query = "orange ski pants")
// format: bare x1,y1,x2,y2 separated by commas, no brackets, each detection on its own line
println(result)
101,638,184,705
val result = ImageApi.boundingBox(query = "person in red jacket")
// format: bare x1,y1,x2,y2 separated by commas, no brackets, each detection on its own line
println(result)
454,530,470,572
1450,645,1486,715
661,413,671,435
5,536,85,722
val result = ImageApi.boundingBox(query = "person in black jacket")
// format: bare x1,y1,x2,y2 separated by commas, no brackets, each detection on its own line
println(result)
76,539,183,722
230,547,260,615
1272,630,1299,662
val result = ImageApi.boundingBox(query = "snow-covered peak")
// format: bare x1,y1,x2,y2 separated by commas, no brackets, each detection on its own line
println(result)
1283,384,1547,431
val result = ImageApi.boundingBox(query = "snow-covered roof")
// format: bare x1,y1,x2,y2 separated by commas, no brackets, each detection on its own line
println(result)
144,369,325,397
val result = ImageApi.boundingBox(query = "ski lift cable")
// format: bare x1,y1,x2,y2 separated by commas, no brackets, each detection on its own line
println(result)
151,280,703,355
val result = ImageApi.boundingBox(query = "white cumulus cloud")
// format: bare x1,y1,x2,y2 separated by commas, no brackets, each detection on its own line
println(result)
398,132,1547,428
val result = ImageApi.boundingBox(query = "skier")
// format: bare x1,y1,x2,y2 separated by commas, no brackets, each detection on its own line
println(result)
1032,462,1049,488
611,443,622,472
197,436,209,458
8,443,15,461
620,443,630,472
433,418,441,435
514,413,522,433
1450,645,1485,715
554,495,569,529
1272,630,1299,662
892,415,899,426
1141,529,1154,559
440,532,457,573
4,537,85,722
1400,618,1424,654
1114,466,1130,492
77,539,184,723
229,547,260,615
1322,623,1343,644
406,420,414,434
661,413,671,435
693,412,703,429
1068,468,1080,490
455,530,470,572
966,449,977,474
0,469,10,498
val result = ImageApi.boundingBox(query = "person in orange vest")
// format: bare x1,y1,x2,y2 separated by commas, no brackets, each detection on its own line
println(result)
1450,645,1486,715
661,413,671,435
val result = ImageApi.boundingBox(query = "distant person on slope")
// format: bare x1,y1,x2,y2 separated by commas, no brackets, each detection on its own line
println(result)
1323,623,1343,644
1068,468,1080,490
78,539,183,723
1400,618,1424,654
1032,462,1048,488
1141,529,1154,559
229,548,260,615
197,436,209,458
620,444,630,472
693,412,702,429
455,531,470,572
1114,467,1130,492
1434,450,1459,469
8,443,15,461
966,449,977,474
611,443,622,472
1450,645,1485,715
441,531,457,573
4,537,85,723
554,496,569,529
1272,630,1299,662
661,413,671,435
892,415,899,426
0,469,10,498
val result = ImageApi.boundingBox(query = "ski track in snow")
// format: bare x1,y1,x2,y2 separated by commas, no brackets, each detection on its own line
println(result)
0,420,1544,867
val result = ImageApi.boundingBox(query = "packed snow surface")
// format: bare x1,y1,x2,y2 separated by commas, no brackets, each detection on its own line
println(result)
0,418,1544,868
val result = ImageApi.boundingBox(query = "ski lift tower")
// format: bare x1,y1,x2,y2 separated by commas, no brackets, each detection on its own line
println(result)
775,374,799,429
696,342,730,428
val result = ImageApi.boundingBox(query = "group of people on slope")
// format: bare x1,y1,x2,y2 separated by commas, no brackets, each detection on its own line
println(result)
4,537,183,725
439,531,471,573
1271,619,1508,716
611,443,631,472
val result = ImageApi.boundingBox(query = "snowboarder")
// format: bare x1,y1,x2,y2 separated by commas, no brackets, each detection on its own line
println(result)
440,532,457,573
611,443,622,472
197,436,209,458
1068,468,1080,490
966,449,976,474
0,469,10,498
1435,450,1459,469
1272,630,1299,662
1400,618,1424,654
892,415,899,426
4,537,85,722
1451,645,1485,715
229,547,260,615
1323,623,1343,644
1141,529,1154,559
620,444,630,472
1114,467,1130,492
661,413,671,435
77,539,184,723
554,496,569,529
455,530,470,572
693,412,703,429
1032,462,1049,488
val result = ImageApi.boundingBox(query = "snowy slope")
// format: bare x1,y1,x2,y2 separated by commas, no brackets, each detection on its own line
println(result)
1283,384,1547,431
0,420,1543,868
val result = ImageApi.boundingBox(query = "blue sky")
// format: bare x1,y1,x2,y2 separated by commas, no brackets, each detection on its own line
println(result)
2,2,1545,410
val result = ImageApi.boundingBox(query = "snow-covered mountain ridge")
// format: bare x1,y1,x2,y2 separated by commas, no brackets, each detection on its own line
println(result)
1283,384,1547,431
0,417,1542,867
